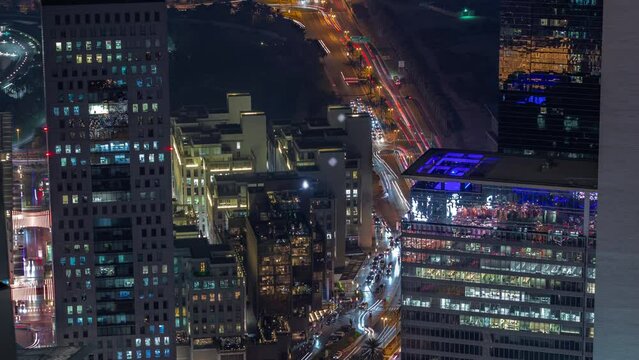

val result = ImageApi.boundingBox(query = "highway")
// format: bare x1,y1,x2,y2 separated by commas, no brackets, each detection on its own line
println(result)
298,226,401,360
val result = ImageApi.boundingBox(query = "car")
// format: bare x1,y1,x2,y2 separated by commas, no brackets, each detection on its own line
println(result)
375,273,381,282
329,335,341,341
333,331,346,337
359,302,369,310
333,351,343,359
386,269,392,276
388,262,394,269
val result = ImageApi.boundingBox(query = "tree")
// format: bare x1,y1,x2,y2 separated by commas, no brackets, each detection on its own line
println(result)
359,337,383,360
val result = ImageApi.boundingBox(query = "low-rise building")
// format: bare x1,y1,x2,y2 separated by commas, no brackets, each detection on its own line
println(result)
171,93,271,239
237,173,333,333
274,106,373,269
174,238,246,360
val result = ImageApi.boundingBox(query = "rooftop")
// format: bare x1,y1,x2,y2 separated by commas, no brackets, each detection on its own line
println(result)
403,149,598,191
174,238,236,264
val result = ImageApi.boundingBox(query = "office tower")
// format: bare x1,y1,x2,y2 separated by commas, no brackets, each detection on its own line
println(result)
41,1,174,358
0,112,15,360
499,0,603,159
401,150,597,360
595,1,639,358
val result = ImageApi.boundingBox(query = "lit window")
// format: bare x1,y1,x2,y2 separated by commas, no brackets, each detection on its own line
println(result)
65,42,72,51
199,262,206,273
236,141,241,150
115,40,122,49
72,195,79,204
55,145,62,154
106,40,112,50
158,154,165,162
96,54,103,63
75,54,83,64
62,195,69,204
148,154,155,163
61,158,67,167
139,154,145,163
86,54,93,64
55,42,62,51
142,103,148,112
132,104,138,113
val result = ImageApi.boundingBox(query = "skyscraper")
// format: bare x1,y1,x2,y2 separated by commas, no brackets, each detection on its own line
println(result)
41,1,175,358
498,0,603,159
401,150,597,360
0,112,15,360
595,1,639,358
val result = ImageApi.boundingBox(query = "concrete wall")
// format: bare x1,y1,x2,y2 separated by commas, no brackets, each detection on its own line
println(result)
239,113,268,173
315,150,347,269
595,1,639,358
227,94,252,124
344,114,373,250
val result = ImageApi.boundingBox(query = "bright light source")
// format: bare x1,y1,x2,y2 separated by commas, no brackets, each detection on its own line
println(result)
302,180,309,189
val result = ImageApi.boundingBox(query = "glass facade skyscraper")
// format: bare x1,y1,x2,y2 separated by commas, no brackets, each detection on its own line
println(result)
401,150,597,360
41,1,175,358
498,0,603,159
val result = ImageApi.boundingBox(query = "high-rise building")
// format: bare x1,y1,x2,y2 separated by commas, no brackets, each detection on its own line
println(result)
498,0,603,159
0,112,16,360
594,1,639,358
41,1,175,358
401,150,597,360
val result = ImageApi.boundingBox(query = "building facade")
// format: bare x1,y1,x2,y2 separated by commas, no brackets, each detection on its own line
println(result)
171,93,270,239
594,1,639,358
41,1,175,358
401,150,597,360
498,0,603,159
242,174,332,332
174,239,245,360
0,112,15,360
274,106,373,268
